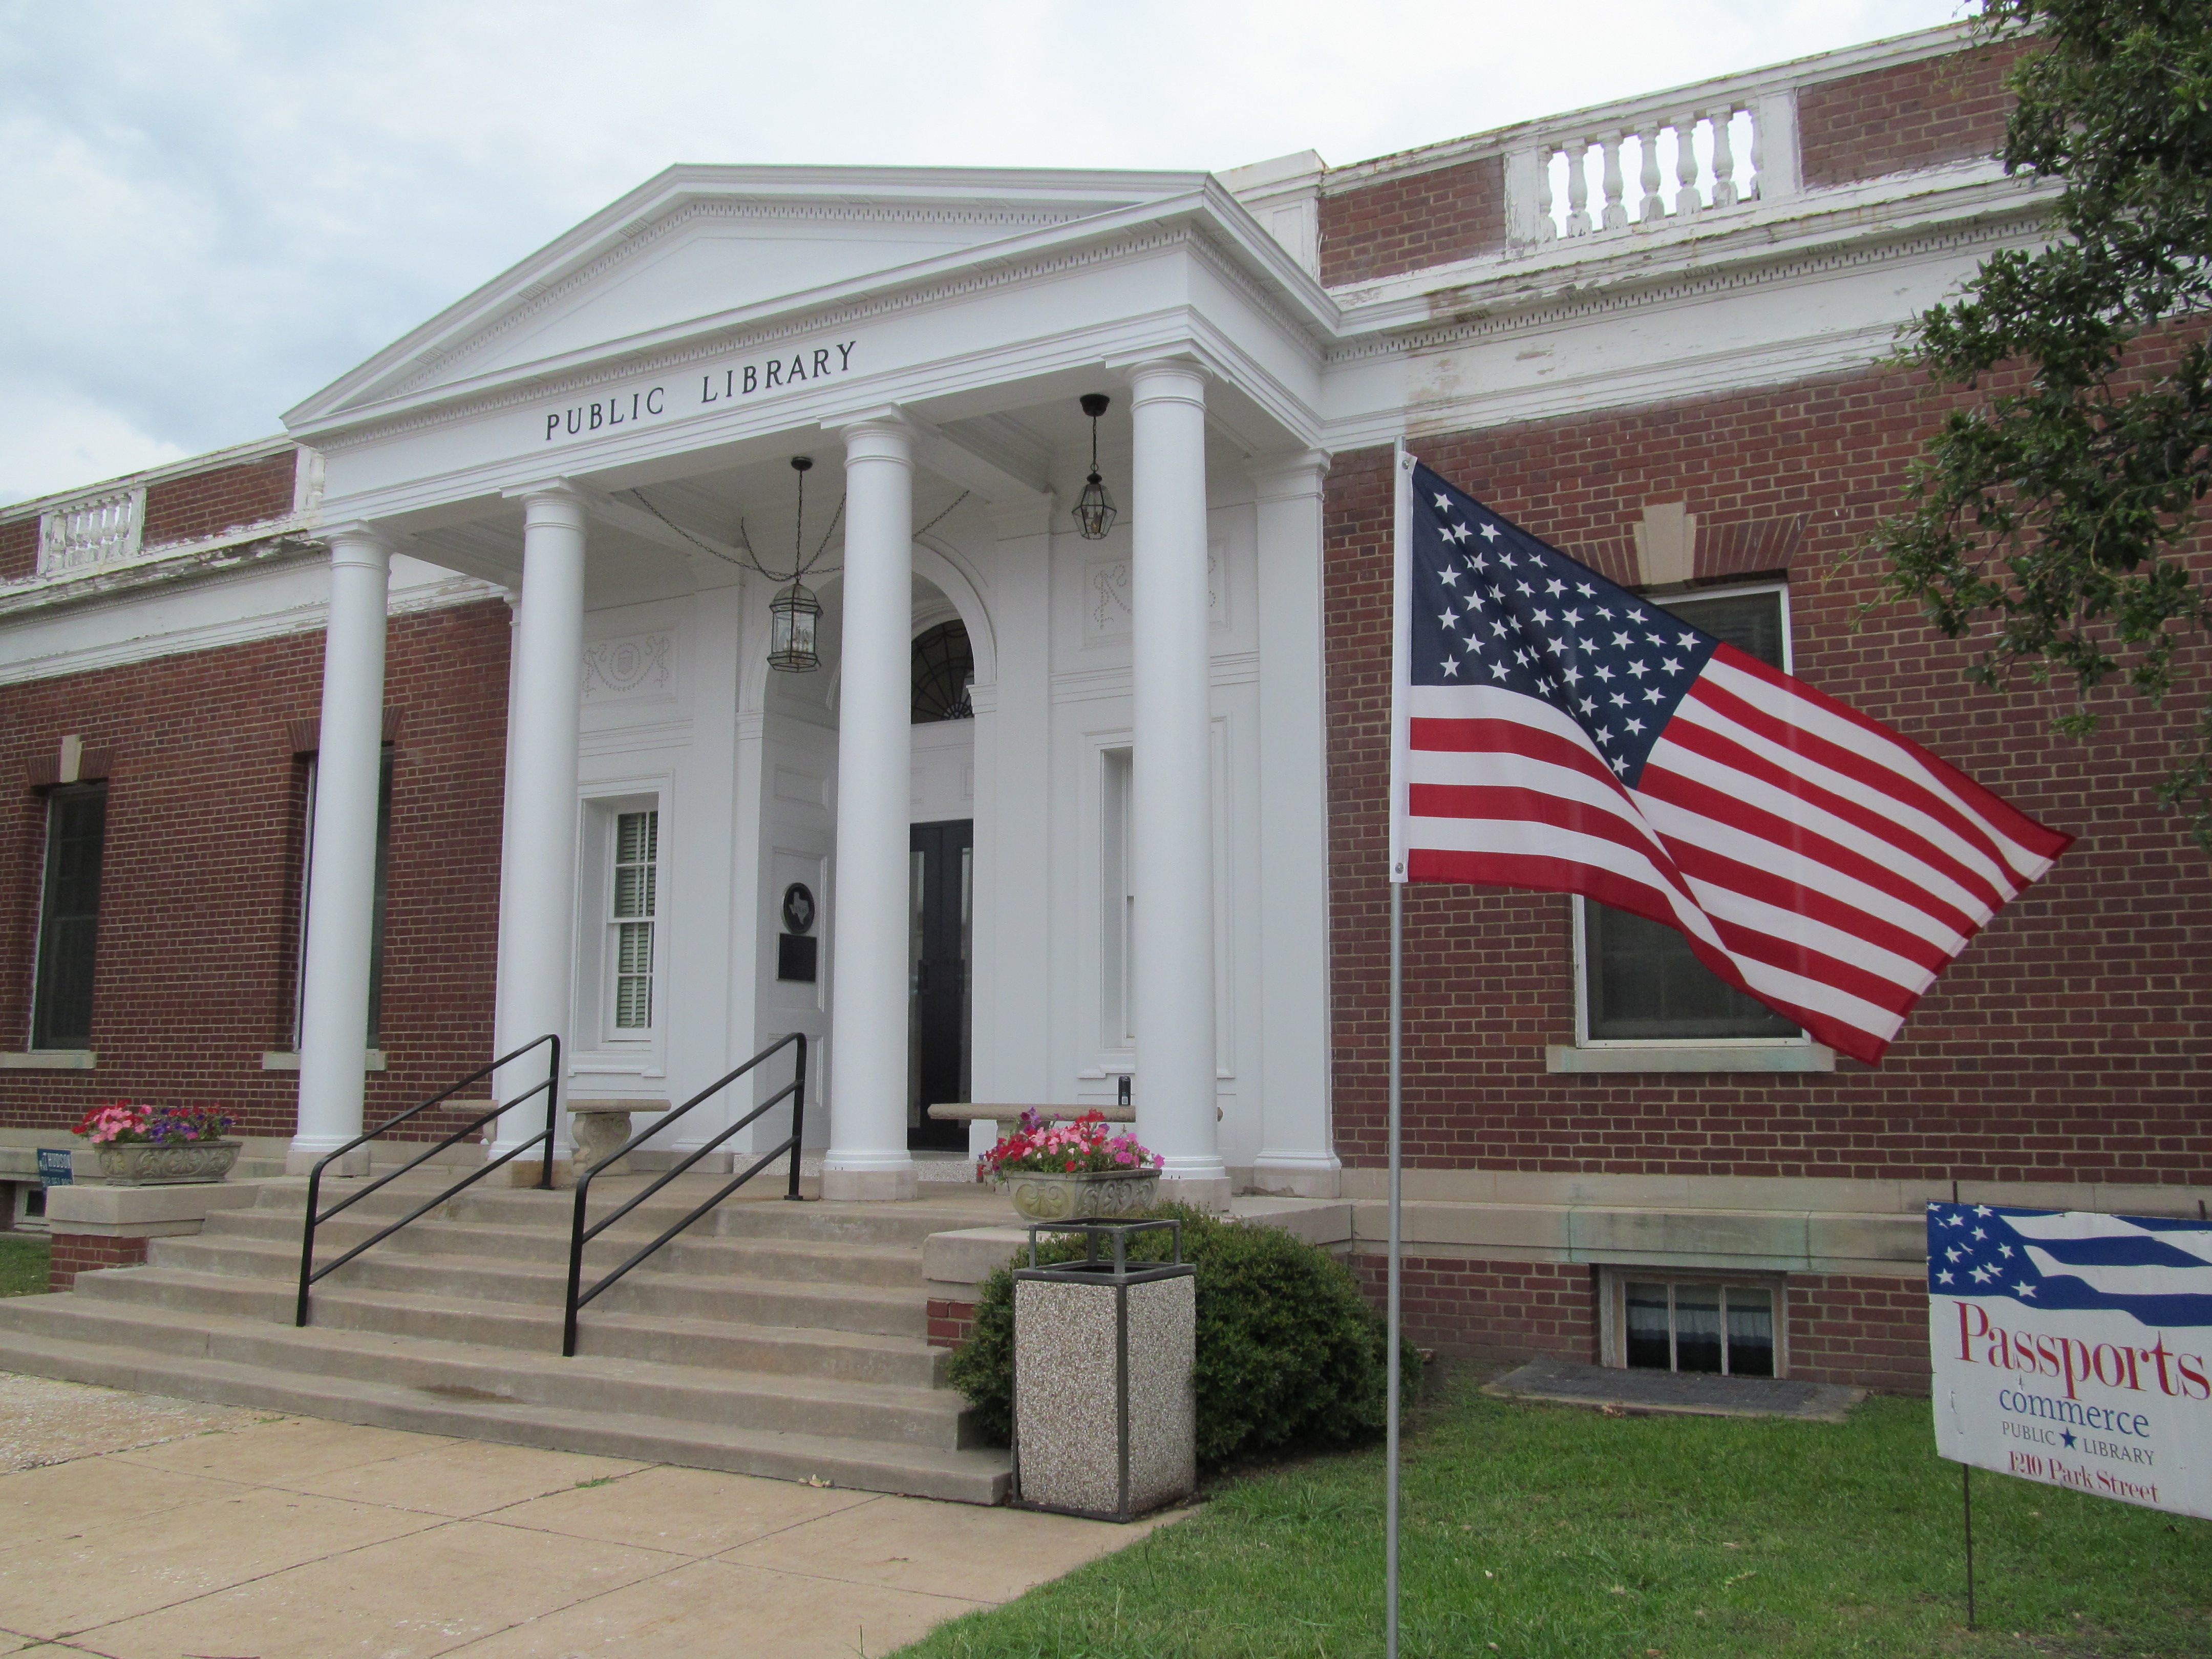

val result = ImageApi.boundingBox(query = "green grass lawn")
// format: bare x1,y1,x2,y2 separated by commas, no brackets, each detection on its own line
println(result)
0,1234,51,1297
901,1369,2212,1658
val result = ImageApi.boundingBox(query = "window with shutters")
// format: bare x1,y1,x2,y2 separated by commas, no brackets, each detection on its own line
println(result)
32,783,107,1050
1571,582,1807,1047
608,809,659,1035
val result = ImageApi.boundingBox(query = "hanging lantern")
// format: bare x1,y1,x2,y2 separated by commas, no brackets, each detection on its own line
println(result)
768,580,822,673
1074,392,1117,541
767,455,821,673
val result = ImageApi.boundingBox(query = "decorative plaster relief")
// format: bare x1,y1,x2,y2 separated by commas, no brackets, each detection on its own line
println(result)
581,632,673,701
1082,543,1226,643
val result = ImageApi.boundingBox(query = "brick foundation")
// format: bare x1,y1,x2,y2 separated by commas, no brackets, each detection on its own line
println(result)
1786,1272,1931,1394
1354,1252,1599,1363
1348,1253,1930,1392
926,1297,979,1349
48,1232,149,1291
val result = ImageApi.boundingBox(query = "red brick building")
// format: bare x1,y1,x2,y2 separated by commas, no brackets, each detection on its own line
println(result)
3,21,2199,1394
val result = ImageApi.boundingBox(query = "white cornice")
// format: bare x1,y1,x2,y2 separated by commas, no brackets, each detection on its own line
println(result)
0,566,499,687
1325,188,2049,368
0,525,324,621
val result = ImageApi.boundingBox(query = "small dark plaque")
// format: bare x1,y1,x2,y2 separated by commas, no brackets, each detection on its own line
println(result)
36,1147,73,1186
782,882,816,936
777,933,818,983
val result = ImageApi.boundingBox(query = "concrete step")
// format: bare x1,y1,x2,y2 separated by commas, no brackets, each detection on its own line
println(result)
144,1233,928,1336
70,1266,948,1386
203,1207,929,1289
0,1293,973,1450
0,1324,1008,1505
235,1179,996,1248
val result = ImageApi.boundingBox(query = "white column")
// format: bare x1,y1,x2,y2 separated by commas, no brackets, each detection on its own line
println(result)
1251,452,1342,1197
970,500,1053,1157
1128,360,1229,1208
489,485,588,1165
823,413,919,1201
289,525,392,1176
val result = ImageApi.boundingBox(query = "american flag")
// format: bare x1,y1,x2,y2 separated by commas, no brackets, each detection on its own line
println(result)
1928,1202,2212,1329
1388,455,2073,1065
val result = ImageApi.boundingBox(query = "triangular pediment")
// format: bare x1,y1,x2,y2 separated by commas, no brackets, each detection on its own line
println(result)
287,165,1211,429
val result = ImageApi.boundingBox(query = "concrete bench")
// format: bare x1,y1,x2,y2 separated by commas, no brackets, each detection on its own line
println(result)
565,1098,663,1176
925,1103,1135,1144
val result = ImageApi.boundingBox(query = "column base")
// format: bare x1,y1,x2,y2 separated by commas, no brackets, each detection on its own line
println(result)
1249,1158,1343,1199
1157,1173,1233,1213
821,1164,919,1202
286,1142,370,1178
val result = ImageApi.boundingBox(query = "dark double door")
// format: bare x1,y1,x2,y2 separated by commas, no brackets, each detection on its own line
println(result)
907,819,972,1152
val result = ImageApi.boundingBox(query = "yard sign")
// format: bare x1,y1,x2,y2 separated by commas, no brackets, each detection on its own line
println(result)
1929,1200,2212,1520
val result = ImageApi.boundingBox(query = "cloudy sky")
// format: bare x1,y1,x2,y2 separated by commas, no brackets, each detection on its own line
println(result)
0,0,1967,505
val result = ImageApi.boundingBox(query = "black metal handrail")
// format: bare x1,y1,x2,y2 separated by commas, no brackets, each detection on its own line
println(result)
295,1034,560,1327
562,1031,806,1357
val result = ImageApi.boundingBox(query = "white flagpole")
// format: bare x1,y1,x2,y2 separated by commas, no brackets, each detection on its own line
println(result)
1386,438,1414,1659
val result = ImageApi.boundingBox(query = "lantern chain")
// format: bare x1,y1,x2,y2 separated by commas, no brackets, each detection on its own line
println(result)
627,486,970,584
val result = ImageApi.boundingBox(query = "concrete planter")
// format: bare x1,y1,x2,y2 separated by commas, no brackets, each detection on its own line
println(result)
91,1140,242,1186
998,1167,1158,1223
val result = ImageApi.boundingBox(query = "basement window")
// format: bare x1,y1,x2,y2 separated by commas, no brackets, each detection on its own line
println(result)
1600,1268,1786,1377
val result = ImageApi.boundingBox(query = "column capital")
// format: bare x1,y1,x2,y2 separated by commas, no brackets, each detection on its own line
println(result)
502,479,590,530
321,522,399,569
1249,449,1333,501
1124,358,1208,407
838,408,913,466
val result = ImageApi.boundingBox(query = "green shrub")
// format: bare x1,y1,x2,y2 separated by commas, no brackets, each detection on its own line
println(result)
944,1202,1419,1465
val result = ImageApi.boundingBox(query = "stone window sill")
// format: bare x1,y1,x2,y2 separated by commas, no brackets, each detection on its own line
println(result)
0,1050,96,1070
1546,1044,1835,1074
261,1050,387,1072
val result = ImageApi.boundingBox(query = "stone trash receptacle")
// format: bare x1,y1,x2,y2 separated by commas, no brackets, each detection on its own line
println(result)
1012,1218,1195,1522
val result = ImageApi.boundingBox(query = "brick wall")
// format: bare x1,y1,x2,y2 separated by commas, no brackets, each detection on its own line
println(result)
1353,1251,1599,1363
0,519,33,585
48,1232,149,1290
927,1296,979,1350
1320,154,1507,288
1788,1272,1930,1393
1799,40,2029,187
141,452,297,547
1325,363,2212,1189
0,599,511,1140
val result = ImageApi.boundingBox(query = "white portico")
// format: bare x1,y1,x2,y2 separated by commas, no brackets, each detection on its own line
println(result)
282,164,1344,1205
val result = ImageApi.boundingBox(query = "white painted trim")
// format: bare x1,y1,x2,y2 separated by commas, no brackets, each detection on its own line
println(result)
261,1050,387,1072
0,1051,95,1070
1548,1043,1837,1074
0,567,502,688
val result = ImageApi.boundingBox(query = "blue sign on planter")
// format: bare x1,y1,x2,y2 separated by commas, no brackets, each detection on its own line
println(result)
36,1148,73,1186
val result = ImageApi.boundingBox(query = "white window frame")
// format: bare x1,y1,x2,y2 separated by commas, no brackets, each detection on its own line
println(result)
1597,1265,1791,1376
1555,580,1833,1074
1101,744,1135,1052
572,789,668,1068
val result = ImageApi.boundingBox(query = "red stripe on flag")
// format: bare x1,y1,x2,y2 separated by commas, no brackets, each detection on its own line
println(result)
1660,700,2011,916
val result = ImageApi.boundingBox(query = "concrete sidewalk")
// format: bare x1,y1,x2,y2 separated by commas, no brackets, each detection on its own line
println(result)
0,1372,1181,1657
